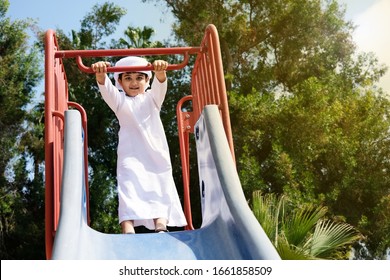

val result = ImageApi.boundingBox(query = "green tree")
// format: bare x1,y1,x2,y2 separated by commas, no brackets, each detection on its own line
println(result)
0,0,44,259
252,191,362,259
118,26,164,48
230,77,390,258
147,0,390,258
144,0,378,91
78,1,126,49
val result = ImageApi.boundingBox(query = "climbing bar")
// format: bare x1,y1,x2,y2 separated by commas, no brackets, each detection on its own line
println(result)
54,47,201,73
75,52,190,73
55,46,201,58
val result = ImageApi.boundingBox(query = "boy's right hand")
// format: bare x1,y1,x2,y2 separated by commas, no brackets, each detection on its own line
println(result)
91,61,111,85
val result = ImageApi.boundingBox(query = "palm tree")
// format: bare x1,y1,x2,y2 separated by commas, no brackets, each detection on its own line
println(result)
252,191,362,259
119,26,163,49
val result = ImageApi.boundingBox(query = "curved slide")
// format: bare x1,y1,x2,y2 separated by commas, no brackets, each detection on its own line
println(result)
51,106,280,260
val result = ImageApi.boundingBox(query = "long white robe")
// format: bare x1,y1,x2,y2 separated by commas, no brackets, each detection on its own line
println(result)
98,76,187,230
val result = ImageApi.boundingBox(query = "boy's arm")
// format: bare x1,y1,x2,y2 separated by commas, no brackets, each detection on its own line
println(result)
152,60,168,83
91,61,123,113
91,61,111,84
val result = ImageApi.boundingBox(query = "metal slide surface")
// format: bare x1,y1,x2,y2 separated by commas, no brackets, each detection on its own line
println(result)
51,107,280,260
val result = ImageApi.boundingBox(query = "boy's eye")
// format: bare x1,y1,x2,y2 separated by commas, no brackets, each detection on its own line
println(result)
122,75,145,81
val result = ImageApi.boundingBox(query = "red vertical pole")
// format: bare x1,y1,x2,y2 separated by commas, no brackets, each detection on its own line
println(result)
44,30,55,260
176,95,195,230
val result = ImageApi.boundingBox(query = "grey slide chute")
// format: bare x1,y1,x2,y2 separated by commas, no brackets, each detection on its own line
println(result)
51,107,280,260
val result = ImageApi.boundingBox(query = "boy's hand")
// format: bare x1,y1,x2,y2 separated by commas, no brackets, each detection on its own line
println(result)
152,60,168,83
92,61,111,85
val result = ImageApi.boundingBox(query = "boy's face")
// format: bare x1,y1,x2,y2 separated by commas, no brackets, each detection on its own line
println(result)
119,72,149,97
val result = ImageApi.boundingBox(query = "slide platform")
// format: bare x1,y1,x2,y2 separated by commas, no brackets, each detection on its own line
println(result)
51,106,280,260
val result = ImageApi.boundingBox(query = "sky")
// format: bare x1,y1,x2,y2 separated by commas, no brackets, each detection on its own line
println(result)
7,0,175,41
340,0,390,92
7,0,390,92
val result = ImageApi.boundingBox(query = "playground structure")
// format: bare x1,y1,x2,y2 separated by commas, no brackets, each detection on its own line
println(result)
44,24,280,259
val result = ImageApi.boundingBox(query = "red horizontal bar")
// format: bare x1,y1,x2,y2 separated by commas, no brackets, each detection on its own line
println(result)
55,47,202,59
76,51,190,73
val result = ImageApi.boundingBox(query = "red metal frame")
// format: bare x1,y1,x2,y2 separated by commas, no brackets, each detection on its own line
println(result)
44,24,234,258
44,30,91,259
176,25,235,230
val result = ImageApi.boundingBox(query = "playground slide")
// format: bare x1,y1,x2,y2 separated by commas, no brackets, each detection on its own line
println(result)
51,106,280,260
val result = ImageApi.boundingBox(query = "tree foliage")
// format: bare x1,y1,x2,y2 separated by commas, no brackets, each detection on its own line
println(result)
118,26,164,48
145,0,387,91
147,0,390,259
0,0,44,259
78,2,126,49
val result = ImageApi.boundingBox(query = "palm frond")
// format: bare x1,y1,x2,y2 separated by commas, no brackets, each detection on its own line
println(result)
283,205,327,246
309,219,361,258
276,237,316,260
251,191,362,259
252,191,283,243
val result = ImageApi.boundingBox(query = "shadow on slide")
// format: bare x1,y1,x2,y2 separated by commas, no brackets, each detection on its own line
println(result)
51,106,280,260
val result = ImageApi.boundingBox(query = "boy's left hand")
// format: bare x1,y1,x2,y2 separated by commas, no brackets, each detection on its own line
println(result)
152,60,168,72
152,60,168,83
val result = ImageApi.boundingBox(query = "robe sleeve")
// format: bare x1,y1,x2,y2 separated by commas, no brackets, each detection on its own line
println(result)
97,75,124,113
149,76,168,110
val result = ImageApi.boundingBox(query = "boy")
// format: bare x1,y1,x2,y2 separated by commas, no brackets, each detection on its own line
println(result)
92,57,187,233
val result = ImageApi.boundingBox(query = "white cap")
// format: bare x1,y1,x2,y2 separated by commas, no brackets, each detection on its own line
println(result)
114,56,152,90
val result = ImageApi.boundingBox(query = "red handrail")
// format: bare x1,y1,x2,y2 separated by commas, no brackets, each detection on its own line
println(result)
44,24,234,258
176,25,235,229
75,51,192,73
191,25,234,160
